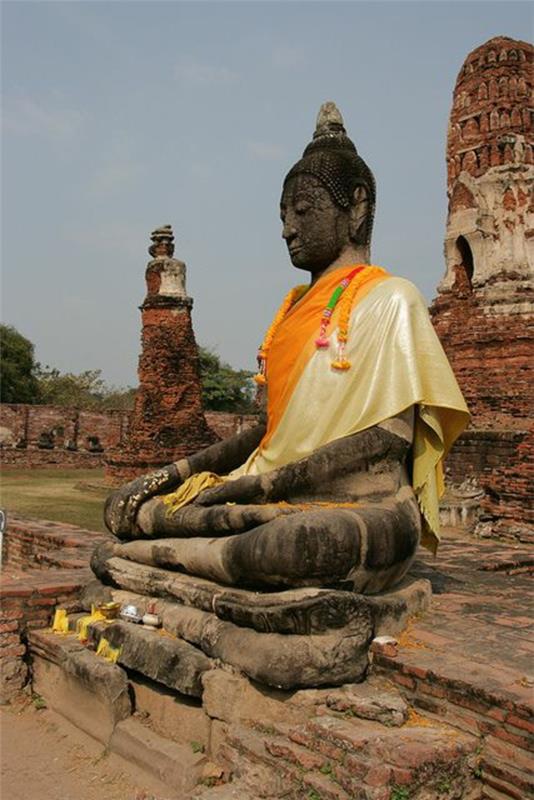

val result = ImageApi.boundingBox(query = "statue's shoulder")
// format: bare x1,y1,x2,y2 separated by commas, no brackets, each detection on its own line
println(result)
373,275,427,310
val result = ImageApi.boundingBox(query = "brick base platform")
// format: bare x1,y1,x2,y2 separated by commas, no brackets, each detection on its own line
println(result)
1,516,533,799
373,534,534,800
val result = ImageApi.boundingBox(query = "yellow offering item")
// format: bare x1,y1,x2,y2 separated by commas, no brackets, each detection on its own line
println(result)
76,606,106,642
95,637,121,664
51,608,69,635
98,601,120,620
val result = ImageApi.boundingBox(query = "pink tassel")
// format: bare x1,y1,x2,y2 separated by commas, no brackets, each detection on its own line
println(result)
315,336,329,348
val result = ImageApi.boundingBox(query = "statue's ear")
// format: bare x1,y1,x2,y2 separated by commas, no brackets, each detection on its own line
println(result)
349,186,369,243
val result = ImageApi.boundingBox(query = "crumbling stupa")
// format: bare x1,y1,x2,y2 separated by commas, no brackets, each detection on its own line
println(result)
430,37,533,535
104,225,217,484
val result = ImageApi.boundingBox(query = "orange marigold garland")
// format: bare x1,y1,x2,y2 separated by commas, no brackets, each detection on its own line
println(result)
254,265,387,385
254,285,308,384
332,265,387,370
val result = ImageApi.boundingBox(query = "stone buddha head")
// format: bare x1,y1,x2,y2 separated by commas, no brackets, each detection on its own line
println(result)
280,102,376,274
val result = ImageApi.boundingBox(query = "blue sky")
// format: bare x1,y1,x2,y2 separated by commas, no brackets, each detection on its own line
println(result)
2,1,531,387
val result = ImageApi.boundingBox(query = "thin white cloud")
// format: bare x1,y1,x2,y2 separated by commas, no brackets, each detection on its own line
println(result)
174,58,238,87
3,95,85,143
248,141,285,161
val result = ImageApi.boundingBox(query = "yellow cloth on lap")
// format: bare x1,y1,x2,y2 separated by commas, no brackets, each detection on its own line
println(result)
163,471,225,514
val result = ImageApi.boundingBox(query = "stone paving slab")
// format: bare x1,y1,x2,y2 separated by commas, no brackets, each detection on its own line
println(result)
407,530,534,686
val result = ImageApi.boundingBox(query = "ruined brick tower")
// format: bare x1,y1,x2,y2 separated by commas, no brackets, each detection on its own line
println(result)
105,225,217,484
430,37,533,533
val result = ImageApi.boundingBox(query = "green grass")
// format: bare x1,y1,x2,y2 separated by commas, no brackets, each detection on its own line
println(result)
0,467,110,531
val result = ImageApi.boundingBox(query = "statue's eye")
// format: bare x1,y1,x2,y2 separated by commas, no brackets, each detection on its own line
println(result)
295,202,310,215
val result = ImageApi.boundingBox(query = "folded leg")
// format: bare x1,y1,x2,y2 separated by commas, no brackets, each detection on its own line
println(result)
116,488,420,593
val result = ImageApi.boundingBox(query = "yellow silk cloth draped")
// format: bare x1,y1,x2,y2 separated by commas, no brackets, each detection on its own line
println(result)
262,265,388,447
232,273,469,553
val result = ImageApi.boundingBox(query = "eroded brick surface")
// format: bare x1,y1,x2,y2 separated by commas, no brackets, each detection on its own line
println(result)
0,405,257,470
430,36,533,532
0,404,128,467
0,515,105,702
104,300,218,484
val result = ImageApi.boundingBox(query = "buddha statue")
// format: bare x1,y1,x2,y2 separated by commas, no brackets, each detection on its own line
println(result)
98,103,468,599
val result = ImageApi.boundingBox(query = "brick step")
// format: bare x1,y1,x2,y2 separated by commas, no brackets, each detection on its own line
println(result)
222,724,351,800
221,712,481,800
480,758,534,800
34,551,89,569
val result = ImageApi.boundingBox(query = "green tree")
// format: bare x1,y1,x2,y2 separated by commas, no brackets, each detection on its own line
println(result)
35,366,136,411
0,324,41,403
198,347,255,413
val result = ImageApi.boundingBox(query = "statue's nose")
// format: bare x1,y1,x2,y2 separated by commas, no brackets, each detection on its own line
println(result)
282,218,297,241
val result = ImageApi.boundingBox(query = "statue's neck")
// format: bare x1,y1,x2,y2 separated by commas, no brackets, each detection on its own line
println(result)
309,244,370,286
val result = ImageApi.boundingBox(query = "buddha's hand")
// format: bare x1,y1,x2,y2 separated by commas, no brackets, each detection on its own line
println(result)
104,461,186,537
195,474,270,506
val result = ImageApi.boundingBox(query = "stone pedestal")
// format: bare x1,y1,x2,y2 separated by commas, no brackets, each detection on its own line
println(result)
84,542,432,691
105,225,217,484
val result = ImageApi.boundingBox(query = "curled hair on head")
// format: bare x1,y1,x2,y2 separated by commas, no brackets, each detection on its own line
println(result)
283,103,376,247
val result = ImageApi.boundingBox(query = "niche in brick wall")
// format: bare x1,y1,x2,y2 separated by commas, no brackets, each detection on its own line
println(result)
453,236,474,294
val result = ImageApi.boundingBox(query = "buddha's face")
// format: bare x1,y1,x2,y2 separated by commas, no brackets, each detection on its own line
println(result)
280,174,350,272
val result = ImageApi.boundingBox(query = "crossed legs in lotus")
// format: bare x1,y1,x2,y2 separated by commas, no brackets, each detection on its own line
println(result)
102,409,420,594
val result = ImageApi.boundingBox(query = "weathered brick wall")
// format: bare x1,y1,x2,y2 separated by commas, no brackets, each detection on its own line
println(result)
0,404,27,444
373,646,534,800
0,514,105,701
0,572,89,701
25,406,77,448
432,36,534,530
430,291,534,427
1,449,106,468
444,430,534,525
445,430,526,483
2,515,107,571
0,404,129,467
446,36,532,188
0,403,258,471
104,299,218,483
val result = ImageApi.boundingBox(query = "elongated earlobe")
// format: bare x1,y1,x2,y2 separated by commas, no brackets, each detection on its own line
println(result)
349,186,369,244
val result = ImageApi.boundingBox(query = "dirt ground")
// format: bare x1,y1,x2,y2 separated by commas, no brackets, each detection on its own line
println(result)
0,697,179,800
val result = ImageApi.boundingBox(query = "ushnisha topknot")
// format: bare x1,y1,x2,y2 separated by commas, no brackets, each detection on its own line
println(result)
283,102,376,246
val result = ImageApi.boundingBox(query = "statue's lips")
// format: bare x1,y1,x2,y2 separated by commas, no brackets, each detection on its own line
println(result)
289,246,302,257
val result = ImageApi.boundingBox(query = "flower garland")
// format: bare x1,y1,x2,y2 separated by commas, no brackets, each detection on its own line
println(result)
254,265,386,384
330,265,387,369
254,284,308,384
